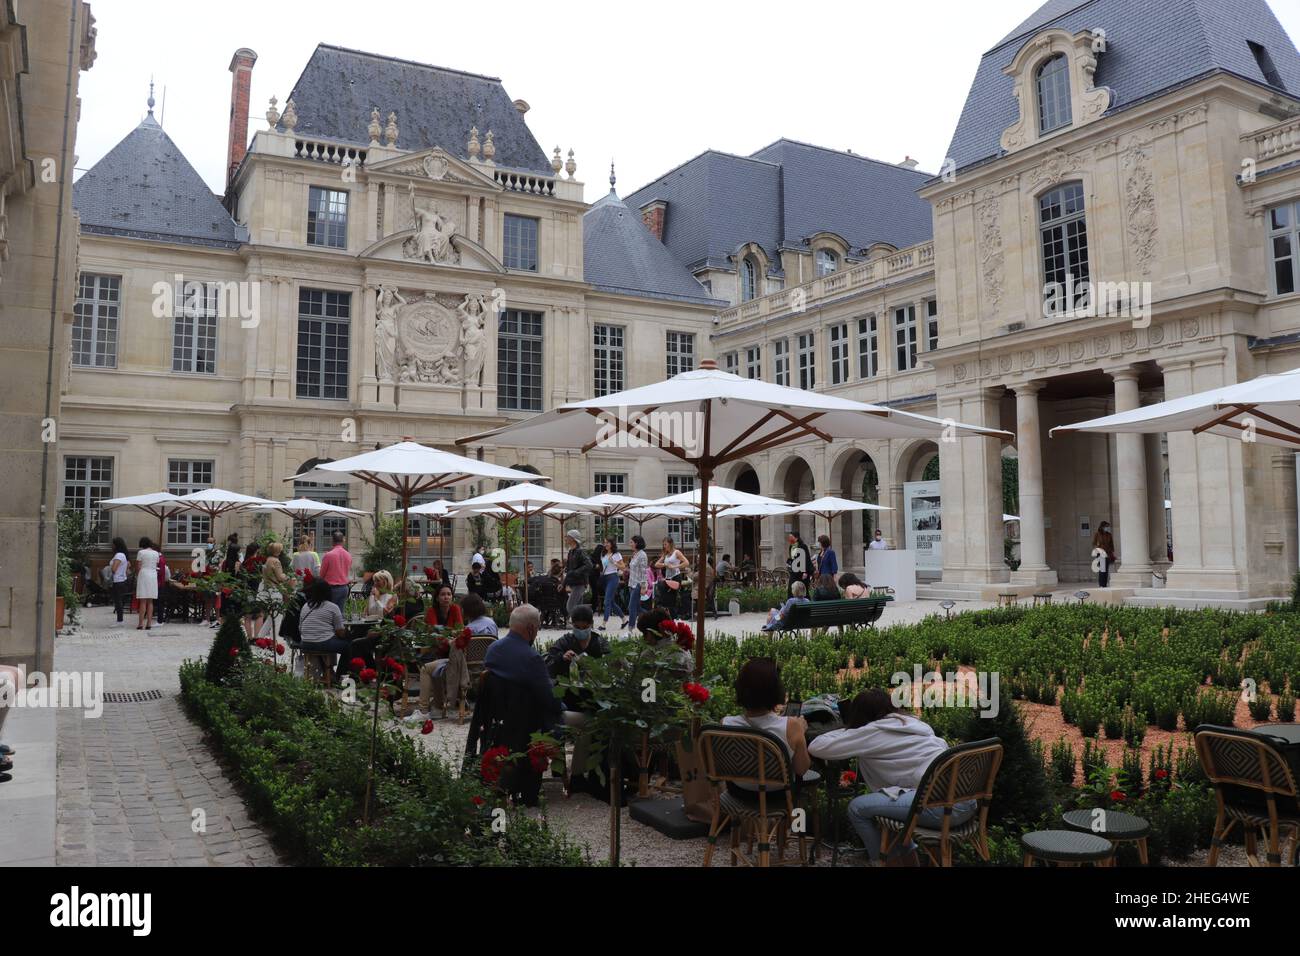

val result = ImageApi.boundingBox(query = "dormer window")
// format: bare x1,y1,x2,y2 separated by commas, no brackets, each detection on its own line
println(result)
816,249,839,277
741,257,758,301
1036,54,1072,134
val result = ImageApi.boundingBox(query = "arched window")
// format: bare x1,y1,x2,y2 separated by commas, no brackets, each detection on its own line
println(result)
1039,182,1090,314
740,257,758,301
1036,54,1072,134
816,249,838,277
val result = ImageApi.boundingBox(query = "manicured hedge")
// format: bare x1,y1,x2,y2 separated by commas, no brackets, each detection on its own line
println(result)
179,660,587,867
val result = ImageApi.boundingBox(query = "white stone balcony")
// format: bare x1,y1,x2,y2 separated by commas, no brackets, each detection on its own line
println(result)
717,240,935,329
1245,114,1300,169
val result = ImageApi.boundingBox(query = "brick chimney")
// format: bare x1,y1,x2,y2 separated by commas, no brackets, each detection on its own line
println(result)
640,199,667,242
225,48,258,188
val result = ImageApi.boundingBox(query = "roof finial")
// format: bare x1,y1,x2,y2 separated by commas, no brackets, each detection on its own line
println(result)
147,76,156,116
609,160,616,193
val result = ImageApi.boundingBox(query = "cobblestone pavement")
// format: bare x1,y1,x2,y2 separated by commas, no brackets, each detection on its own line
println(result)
53,605,284,866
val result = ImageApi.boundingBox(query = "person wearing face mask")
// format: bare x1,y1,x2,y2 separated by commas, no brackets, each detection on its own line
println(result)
543,604,605,679
1091,521,1116,588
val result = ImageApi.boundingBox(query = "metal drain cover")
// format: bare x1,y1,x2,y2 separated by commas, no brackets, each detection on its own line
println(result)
102,690,165,703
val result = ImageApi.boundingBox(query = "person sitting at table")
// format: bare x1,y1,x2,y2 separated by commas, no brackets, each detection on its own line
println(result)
721,658,811,791
806,689,974,866
548,558,565,585
716,553,732,581
392,576,425,621
543,604,604,679
367,570,398,619
483,604,562,731
297,577,365,682
812,572,840,602
837,572,868,600
409,586,476,723
761,581,810,631
427,582,463,630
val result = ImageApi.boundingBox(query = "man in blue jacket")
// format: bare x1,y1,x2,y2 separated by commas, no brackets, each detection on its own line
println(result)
483,603,562,729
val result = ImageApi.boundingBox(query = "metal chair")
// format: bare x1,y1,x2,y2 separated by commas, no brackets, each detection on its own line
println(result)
874,738,1003,867
698,725,810,868
1195,725,1300,867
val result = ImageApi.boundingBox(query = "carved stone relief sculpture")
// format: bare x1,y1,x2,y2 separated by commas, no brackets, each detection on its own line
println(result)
1122,138,1158,276
977,189,1005,309
375,286,405,382
374,287,489,387
402,183,461,265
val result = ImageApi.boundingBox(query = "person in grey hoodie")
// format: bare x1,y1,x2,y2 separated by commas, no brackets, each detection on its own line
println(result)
806,689,975,865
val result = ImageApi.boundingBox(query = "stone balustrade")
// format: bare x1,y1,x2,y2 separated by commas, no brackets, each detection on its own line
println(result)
717,240,935,328
293,137,367,167
1246,114,1300,165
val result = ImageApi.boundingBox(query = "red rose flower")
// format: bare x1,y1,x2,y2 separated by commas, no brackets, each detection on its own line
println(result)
421,719,434,735
221,587,232,597
455,628,472,651
1110,790,1126,802
358,667,378,684
275,643,286,655
228,647,240,658
423,566,435,579
350,657,366,671
840,770,858,788
527,739,558,774
471,795,485,807
481,745,511,785
393,614,407,628
425,606,438,627
390,661,406,679
682,682,710,704
1155,768,1169,780
254,637,271,649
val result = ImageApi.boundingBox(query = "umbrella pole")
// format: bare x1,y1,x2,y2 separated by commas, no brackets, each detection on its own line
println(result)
401,497,411,586
521,508,530,606
694,475,711,678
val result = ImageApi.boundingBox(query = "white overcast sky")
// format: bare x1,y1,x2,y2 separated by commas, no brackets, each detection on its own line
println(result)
76,0,1300,203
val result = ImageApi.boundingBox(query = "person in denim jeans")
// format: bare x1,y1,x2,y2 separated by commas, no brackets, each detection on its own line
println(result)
808,689,974,865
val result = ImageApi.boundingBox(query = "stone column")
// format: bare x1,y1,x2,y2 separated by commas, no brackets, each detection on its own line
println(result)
937,387,1007,586
1144,430,1169,575
1110,368,1152,586
1010,380,1057,586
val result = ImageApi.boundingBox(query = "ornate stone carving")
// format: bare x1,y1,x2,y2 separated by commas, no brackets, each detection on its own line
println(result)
1045,345,1060,364
403,184,461,265
1181,318,1200,339
955,363,967,382
999,354,1013,373
976,189,1005,309
468,126,481,160
999,29,1112,155
1028,148,1083,189
980,359,992,377
1120,330,1138,351
1149,324,1165,345
1122,138,1158,276
385,111,399,147
375,289,490,386
1069,341,1085,361
368,108,382,147
1094,336,1111,356
422,153,450,181
266,96,280,129
281,98,298,132
1020,350,1035,368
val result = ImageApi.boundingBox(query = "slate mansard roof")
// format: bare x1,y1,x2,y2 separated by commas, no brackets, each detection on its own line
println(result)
582,189,726,307
623,139,934,277
282,44,553,175
946,0,1300,172
73,115,244,248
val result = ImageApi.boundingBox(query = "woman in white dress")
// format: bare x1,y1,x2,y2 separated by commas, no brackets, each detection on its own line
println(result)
134,537,160,631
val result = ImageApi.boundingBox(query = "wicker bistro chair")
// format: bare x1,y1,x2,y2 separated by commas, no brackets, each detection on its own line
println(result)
874,738,1003,867
465,636,496,688
1195,725,1300,867
698,725,812,868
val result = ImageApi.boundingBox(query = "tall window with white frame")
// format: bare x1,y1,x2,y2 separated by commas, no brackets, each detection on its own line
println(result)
1036,54,1072,134
173,281,218,374
772,338,790,386
498,310,544,411
745,345,762,380
1040,182,1090,314
62,456,113,546
306,186,348,248
894,305,918,372
166,459,213,546
593,472,627,541
296,289,351,399
72,273,120,368
723,351,739,376
666,474,696,544
503,214,539,272
593,324,625,397
666,331,695,377
925,300,939,352
829,323,849,385
740,257,758,301
797,331,816,389
293,479,351,547
858,315,879,379
1268,200,1300,295
816,249,838,277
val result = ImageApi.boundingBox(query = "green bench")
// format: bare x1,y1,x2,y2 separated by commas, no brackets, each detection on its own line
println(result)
776,596,893,634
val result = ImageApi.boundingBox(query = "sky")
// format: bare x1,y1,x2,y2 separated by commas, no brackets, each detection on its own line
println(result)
76,0,1300,204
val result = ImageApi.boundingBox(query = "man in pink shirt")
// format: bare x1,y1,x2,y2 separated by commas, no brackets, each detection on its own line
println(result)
319,531,353,610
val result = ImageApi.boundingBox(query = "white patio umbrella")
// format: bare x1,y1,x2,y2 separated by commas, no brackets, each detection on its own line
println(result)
458,360,1008,673
1003,514,1021,523
1049,368,1300,447
177,489,278,547
448,482,596,602
647,484,794,569
99,492,194,549
621,503,696,536
254,498,368,555
288,441,545,582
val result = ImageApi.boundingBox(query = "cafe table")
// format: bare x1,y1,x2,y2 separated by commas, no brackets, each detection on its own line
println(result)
793,703,862,866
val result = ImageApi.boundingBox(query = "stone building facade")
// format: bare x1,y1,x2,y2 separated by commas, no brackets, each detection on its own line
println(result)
63,44,721,579
1,0,96,671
